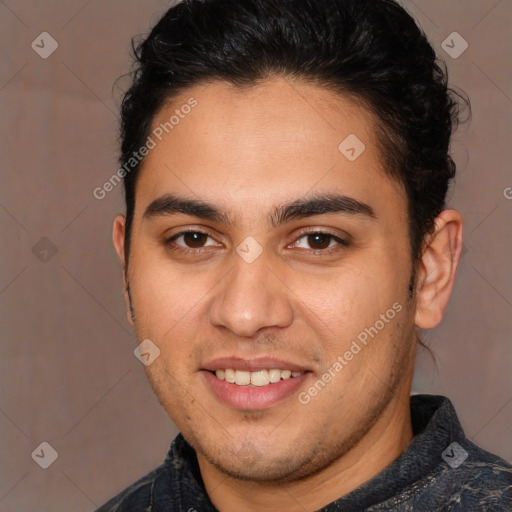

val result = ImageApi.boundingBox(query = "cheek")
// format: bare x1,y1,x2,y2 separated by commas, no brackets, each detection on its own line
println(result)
291,256,413,392
293,261,403,338
128,249,215,342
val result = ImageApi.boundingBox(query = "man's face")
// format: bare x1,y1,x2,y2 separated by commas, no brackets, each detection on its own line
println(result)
120,78,418,482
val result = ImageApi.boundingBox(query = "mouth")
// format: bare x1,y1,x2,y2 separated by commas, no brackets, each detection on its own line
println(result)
201,358,311,410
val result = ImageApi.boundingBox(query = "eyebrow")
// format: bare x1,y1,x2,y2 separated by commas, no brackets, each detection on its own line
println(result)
142,193,376,226
271,194,376,226
143,195,231,225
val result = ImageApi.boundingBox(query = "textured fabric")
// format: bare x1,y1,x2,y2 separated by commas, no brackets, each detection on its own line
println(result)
96,395,512,511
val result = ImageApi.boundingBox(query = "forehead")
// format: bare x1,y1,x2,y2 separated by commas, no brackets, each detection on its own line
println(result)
134,77,405,219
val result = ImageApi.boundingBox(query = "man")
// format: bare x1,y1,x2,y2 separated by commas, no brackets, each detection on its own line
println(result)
98,0,512,510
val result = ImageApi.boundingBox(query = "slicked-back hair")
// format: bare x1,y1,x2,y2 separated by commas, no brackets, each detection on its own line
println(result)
119,0,468,266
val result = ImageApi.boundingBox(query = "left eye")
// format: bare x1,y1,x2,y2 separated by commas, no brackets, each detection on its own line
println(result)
293,233,346,250
171,231,218,249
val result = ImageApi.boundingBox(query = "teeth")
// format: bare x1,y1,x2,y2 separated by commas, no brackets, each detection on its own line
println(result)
251,370,269,387
234,370,251,386
268,369,281,383
214,368,303,386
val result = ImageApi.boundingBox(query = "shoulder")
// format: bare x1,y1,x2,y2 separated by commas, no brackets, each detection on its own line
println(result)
405,395,511,510
94,434,202,512
419,439,512,511
94,465,162,512
454,440,512,508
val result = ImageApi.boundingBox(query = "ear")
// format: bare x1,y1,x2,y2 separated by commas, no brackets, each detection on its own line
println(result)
112,215,134,325
414,209,463,329
113,214,126,269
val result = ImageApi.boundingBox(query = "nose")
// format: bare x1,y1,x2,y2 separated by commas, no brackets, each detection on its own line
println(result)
209,255,294,338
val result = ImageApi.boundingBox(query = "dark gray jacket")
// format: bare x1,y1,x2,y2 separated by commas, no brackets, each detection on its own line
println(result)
97,395,512,511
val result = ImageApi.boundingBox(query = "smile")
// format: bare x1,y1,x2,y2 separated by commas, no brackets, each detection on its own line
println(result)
214,368,304,387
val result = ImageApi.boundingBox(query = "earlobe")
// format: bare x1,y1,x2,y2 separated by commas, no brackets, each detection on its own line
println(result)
414,210,463,329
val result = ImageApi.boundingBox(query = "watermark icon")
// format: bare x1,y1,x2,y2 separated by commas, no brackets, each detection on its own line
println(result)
298,302,403,405
503,187,512,200
338,134,366,162
31,442,58,469
32,236,58,263
93,97,198,200
31,32,59,59
134,339,161,366
236,237,264,264
441,32,468,60
442,442,468,469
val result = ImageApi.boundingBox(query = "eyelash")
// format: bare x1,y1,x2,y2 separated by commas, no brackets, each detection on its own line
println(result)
165,229,219,254
164,228,350,255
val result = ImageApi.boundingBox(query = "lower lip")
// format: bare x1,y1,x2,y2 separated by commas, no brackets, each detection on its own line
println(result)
202,371,309,411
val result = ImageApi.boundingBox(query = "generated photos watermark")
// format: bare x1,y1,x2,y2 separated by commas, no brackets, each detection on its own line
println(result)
93,97,198,200
298,302,403,405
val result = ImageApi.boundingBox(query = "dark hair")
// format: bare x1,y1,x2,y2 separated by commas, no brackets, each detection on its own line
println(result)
119,0,468,267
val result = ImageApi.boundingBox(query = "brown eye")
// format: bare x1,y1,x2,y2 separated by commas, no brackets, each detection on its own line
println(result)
182,232,209,248
307,233,332,249
167,230,219,251
293,231,349,252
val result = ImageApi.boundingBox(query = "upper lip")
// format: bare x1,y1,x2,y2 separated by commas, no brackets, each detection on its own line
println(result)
202,356,310,373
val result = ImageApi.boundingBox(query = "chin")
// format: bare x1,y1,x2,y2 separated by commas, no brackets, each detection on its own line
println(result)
190,430,322,483
207,451,309,483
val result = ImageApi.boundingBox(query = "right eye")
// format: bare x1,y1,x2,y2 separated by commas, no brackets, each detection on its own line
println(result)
165,229,223,254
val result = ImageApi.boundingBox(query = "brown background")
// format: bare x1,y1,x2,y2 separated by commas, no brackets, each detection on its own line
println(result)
1,1,511,510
